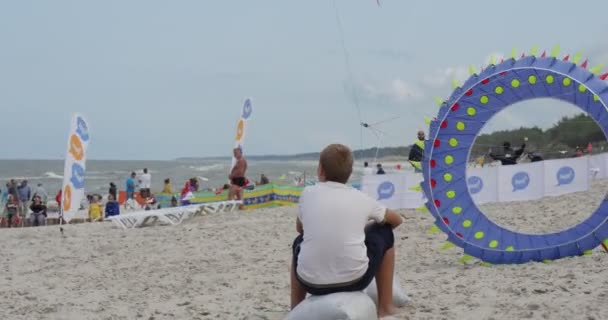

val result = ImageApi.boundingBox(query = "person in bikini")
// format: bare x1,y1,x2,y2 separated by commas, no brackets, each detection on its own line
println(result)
228,147,248,209
290,144,403,318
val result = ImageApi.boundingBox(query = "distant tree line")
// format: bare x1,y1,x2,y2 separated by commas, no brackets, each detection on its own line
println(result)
182,114,606,162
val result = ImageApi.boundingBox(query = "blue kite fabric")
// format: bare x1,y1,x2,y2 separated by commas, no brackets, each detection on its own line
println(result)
422,54,608,264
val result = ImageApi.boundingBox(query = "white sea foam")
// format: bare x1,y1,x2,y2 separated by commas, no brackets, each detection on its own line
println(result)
189,164,225,172
44,171,64,179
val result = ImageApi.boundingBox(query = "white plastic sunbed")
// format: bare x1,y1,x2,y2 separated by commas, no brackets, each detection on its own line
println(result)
106,204,204,229
199,200,242,215
107,200,242,229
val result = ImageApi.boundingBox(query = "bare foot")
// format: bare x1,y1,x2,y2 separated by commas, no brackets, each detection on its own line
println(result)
378,305,397,318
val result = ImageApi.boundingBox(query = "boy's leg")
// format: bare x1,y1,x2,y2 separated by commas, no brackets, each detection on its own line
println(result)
237,187,245,209
290,259,306,310
375,247,396,317
227,184,235,200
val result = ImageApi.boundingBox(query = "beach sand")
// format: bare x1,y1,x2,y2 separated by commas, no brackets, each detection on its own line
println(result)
1,185,608,320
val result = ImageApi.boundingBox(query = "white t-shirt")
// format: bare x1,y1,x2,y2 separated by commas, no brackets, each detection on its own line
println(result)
296,181,386,285
363,167,374,176
140,173,151,189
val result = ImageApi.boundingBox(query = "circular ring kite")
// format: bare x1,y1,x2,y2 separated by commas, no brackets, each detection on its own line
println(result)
422,48,608,264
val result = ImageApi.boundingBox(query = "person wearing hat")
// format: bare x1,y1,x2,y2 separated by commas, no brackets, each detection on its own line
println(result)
408,130,426,172
108,182,117,201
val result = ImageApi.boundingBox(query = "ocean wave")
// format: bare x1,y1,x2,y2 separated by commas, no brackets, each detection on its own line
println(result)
44,171,64,179
189,164,225,172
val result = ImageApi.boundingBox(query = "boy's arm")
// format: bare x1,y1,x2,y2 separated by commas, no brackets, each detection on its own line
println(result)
296,217,303,234
383,209,403,229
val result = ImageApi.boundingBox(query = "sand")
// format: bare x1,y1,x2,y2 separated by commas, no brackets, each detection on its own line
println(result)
1,188,608,320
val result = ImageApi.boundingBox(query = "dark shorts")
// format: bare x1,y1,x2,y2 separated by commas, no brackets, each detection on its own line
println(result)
292,223,394,296
231,177,246,187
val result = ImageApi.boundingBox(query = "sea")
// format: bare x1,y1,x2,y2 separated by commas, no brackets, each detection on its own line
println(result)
0,159,408,196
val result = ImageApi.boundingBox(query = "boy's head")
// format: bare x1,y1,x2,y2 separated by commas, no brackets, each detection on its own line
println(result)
318,144,353,184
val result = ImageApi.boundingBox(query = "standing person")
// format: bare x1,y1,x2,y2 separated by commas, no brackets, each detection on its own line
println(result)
125,172,136,205
29,195,47,227
289,144,403,317
489,138,527,165
17,180,31,218
1,183,9,207
32,183,48,204
408,130,426,172
108,182,117,200
5,195,19,228
363,162,374,176
8,179,18,198
376,164,386,175
55,189,62,208
228,147,248,209
140,168,152,198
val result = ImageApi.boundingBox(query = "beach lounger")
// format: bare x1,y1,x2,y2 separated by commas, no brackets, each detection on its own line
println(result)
107,204,206,229
199,200,242,215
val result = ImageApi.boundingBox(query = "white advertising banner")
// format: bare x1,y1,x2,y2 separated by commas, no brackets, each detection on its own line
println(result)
61,114,90,222
543,157,589,197
362,156,600,209
361,174,406,209
467,166,498,205
497,162,545,202
231,98,253,171
589,153,607,179
404,172,425,209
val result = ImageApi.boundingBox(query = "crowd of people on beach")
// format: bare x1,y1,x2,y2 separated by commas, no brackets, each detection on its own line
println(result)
0,148,256,228
1,180,50,228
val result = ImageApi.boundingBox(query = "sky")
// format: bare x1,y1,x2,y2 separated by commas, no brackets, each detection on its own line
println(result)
1,0,607,160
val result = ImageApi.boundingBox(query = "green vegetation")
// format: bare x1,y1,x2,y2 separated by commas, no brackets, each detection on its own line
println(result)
471,113,606,159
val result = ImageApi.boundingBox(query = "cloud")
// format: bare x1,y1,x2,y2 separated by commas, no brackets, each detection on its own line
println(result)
421,52,506,89
361,78,423,102
421,66,469,88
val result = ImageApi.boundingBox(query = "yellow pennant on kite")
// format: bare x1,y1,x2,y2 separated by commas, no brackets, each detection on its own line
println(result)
409,185,422,192
573,51,583,64
440,241,456,250
427,225,441,234
434,97,443,106
551,44,560,58
458,254,474,263
591,64,604,75
530,45,539,56
416,205,428,213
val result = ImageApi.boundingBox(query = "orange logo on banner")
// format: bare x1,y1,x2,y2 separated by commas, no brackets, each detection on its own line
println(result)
63,185,72,212
69,134,84,161
235,119,244,141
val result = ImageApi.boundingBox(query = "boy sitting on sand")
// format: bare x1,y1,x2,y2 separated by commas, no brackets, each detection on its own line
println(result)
290,144,403,318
